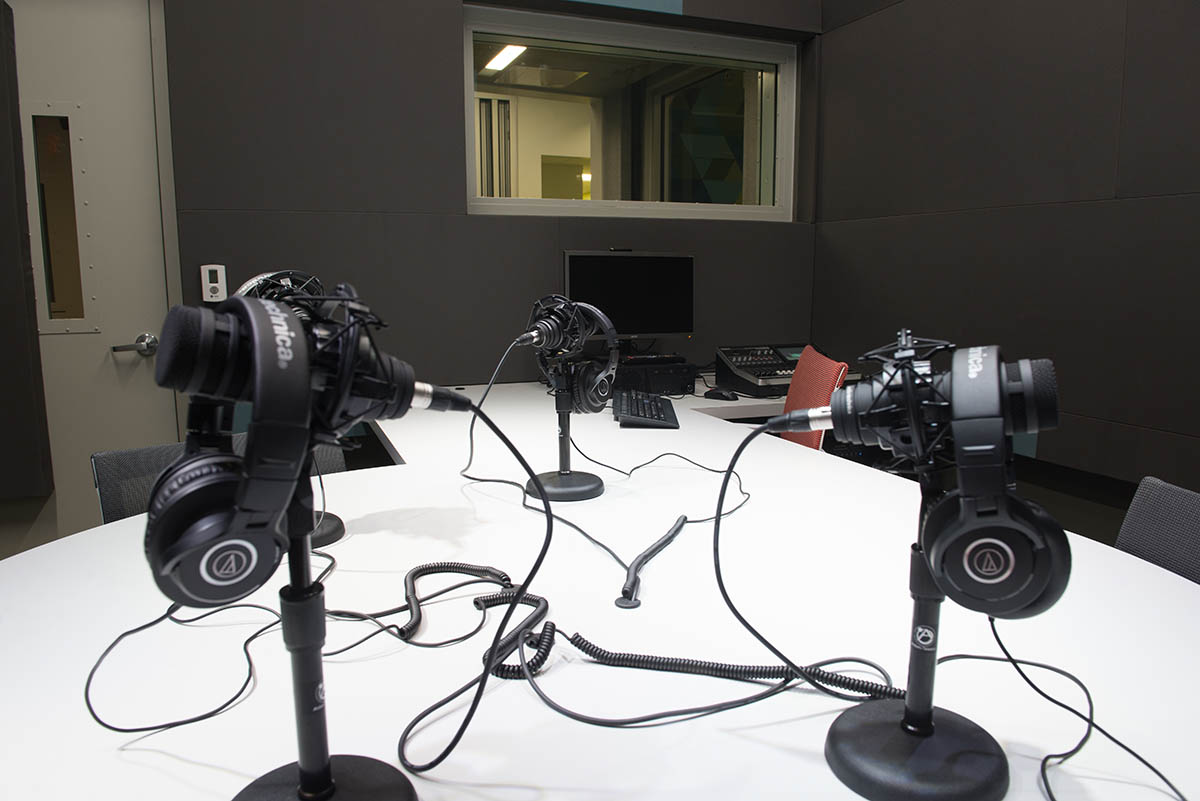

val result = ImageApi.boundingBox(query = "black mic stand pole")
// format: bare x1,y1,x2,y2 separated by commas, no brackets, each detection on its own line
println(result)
233,454,416,801
525,360,604,502
824,480,1008,801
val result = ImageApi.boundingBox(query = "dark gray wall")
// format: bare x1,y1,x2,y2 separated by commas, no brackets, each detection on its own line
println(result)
821,0,901,31
470,0,820,35
684,0,820,33
166,0,813,387
0,2,52,498
813,0,1200,489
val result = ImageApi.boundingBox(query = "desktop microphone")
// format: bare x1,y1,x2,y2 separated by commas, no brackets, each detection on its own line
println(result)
157,285,471,435
766,338,1057,460
516,299,575,350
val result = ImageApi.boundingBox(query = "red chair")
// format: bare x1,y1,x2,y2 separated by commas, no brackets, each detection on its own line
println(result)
781,346,849,450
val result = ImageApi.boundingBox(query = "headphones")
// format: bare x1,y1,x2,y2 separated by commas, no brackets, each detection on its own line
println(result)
145,296,312,607
530,295,619,414
919,346,1070,619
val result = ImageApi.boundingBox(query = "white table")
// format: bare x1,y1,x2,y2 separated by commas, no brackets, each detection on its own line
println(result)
1,382,1195,800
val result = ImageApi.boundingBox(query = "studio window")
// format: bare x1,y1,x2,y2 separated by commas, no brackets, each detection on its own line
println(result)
465,7,797,221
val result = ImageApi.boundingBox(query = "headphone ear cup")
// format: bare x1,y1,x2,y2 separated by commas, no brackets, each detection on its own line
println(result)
144,453,283,607
921,491,1070,619
1006,498,1070,619
573,362,610,414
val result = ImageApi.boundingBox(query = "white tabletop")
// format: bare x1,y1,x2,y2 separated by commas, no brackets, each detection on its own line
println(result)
1,382,1195,800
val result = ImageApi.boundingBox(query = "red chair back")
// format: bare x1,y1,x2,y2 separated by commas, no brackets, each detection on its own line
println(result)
782,346,848,449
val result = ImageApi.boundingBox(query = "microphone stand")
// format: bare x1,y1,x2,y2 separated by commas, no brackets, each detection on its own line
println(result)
823,479,1008,801
233,454,416,801
311,513,346,549
524,359,604,502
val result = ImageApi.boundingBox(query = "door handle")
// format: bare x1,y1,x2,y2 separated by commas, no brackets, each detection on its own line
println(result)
111,332,159,356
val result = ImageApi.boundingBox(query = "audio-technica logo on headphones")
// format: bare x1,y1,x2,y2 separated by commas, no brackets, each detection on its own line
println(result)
963,538,1015,585
213,550,248,579
199,539,259,586
261,299,296,370
967,346,986,379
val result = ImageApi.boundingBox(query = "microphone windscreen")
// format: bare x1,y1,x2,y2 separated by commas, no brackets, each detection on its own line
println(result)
374,353,415,419
156,305,205,392
1030,359,1058,430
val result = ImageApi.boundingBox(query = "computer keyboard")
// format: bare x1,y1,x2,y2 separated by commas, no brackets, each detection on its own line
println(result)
612,389,680,429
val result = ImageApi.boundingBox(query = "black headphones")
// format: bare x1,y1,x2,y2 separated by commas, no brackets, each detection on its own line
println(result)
530,295,619,414
145,296,313,607
919,346,1070,619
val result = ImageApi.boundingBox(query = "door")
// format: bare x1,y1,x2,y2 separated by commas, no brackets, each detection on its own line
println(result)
12,0,179,540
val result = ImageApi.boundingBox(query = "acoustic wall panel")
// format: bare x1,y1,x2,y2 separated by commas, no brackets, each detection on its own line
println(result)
819,0,1126,221
165,0,466,215
683,0,820,34
821,0,904,32
796,37,820,223
0,1,52,498
1042,413,1200,492
813,196,1200,442
1117,0,1200,198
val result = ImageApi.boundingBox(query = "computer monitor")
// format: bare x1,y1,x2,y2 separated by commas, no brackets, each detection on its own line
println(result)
563,251,694,339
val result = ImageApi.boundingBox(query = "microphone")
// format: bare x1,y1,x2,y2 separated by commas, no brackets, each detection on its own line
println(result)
516,303,573,350
765,332,1058,461
156,294,470,435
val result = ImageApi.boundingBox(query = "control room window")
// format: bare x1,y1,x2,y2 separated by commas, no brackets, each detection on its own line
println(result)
465,7,797,221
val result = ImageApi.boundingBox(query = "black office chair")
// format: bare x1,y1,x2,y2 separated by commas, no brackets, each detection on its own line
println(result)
1115,476,1200,585
91,434,347,524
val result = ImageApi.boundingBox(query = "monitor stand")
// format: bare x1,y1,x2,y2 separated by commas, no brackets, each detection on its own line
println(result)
617,337,684,364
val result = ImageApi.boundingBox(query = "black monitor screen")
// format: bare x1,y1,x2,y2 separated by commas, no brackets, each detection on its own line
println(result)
564,251,694,338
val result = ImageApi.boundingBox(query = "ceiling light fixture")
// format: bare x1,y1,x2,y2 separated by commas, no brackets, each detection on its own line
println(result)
485,45,527,72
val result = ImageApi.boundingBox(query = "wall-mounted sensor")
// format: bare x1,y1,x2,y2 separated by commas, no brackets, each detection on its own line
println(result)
201,263,227,302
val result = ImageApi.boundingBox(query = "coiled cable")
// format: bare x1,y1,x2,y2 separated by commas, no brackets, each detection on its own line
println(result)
398,562,512,640
493,623,556,680
471,590,551,679
567,632,901,699
397,403,554,774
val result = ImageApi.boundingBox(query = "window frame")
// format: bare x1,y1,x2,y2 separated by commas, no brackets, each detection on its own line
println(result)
463,5,798,222
24,102,98,334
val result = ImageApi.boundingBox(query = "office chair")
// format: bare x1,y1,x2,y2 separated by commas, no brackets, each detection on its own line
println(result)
91,434,347,524
781,346,849,450
1115,476,1200,585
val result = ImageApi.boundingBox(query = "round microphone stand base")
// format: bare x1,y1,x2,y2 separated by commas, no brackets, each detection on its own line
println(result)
233,755,417,801
526,470,604,502
824,699,1008,801
310,512,346,549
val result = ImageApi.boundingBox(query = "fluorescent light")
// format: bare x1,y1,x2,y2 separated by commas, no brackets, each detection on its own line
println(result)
485,45,526,72
581,173,592,182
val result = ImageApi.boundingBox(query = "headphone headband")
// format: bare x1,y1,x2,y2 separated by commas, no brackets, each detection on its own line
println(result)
950,345,1009,503
216,297,312,524
573,301,619,397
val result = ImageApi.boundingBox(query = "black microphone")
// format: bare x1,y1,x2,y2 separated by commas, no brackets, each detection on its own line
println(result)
766,332,1058,461
156,299,470,434
516,303,573,350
